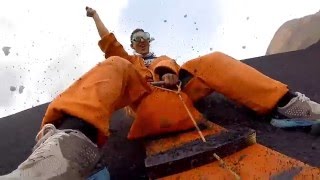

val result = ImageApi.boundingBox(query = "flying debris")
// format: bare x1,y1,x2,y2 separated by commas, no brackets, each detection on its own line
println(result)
2,46,11,56
10,86,16,91
19,85,25,94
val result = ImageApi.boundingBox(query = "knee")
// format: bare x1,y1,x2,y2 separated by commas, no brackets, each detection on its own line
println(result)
207,51,228,58
211,51,225,55
106,56,131,65
103,56,133,69
208,51,239,61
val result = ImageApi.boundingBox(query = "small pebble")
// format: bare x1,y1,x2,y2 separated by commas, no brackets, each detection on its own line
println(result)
19,85,25,94
10,86,16,91
2,46,11,56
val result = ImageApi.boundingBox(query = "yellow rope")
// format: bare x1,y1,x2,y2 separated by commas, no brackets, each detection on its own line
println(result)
154,82,241,180
152,82,206,142
152,82,240,179
213,153,241,180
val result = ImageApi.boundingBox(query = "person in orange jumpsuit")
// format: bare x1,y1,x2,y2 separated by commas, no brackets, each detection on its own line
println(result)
2,6,320,180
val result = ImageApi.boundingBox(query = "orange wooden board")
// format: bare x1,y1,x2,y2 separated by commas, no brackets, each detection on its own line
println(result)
145,121,320,179
145,121,226,156
161,144,320,179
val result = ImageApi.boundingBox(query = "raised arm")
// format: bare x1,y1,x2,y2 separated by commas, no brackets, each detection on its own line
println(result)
86,7,109,38
86,6,131,60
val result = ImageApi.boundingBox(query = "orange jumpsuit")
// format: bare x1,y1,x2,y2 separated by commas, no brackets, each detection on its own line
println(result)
41,33,288,140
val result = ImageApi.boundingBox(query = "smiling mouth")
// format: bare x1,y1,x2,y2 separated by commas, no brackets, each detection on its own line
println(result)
139,45,147,50
139,43,146,47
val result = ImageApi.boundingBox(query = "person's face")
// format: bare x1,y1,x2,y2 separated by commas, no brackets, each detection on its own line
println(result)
131,31,151,55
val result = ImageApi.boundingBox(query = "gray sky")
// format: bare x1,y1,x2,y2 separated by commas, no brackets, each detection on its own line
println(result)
0,0,319,117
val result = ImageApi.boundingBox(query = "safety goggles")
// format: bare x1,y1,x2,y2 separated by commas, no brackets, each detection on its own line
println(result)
131,31,152,42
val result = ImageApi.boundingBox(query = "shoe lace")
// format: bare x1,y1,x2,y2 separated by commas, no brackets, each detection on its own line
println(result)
296,92,310,102
19,124,67,168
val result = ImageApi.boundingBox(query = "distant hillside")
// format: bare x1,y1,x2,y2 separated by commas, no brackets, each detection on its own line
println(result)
266,10,320,55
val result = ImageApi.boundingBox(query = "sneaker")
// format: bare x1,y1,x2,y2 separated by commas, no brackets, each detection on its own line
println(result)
277,92,320,120
0,124,101,180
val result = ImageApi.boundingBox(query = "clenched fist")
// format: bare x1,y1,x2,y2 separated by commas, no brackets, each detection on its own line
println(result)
86,6,97,17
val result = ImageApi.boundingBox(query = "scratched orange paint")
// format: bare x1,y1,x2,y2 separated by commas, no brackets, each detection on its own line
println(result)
145,121,225,156
161,144,320,179
145,121,320,179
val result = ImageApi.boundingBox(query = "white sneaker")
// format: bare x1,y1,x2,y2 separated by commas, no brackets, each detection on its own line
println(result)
0,124,100,180
277,92,320,120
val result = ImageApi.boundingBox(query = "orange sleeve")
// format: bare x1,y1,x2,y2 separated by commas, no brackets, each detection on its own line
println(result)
98,33,132,61
150,55,180,78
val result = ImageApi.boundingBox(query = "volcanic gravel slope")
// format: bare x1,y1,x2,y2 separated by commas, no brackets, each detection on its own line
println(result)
0,41,319,179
